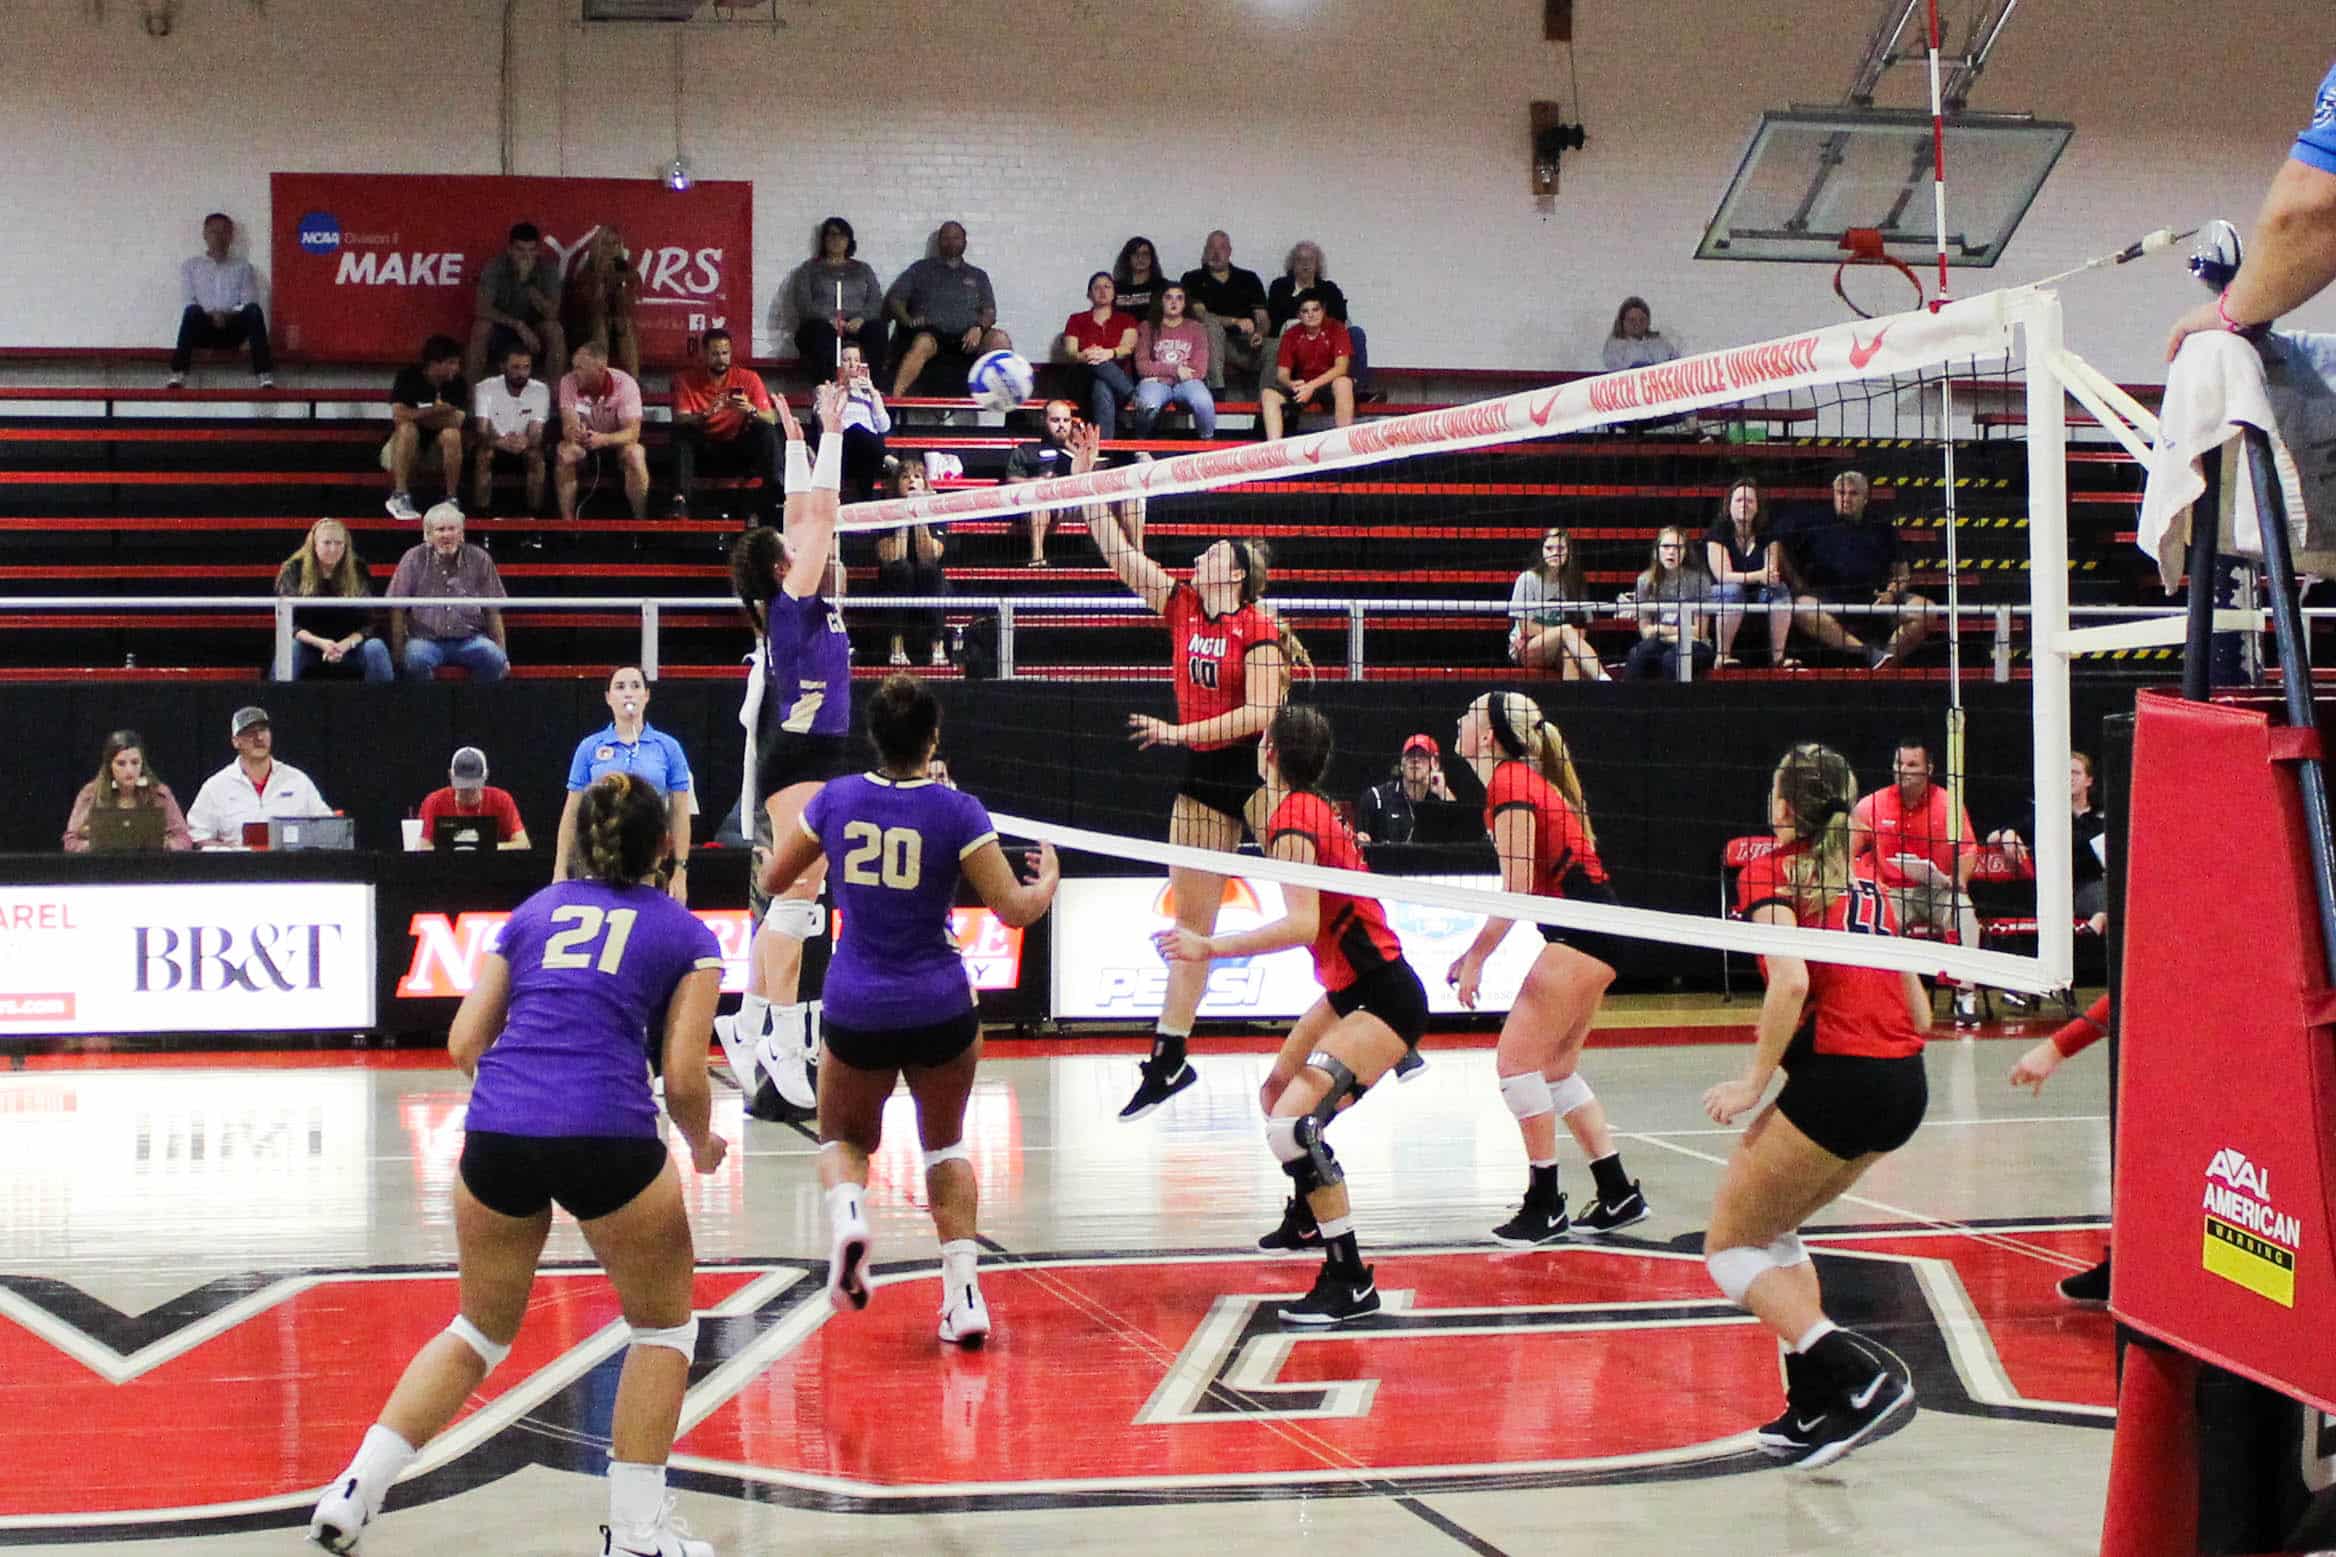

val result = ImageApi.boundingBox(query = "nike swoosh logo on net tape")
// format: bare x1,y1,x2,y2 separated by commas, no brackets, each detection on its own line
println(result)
1848,324,1896,369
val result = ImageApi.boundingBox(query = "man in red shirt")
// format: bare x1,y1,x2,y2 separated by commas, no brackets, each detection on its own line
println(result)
1850,738,1983,1018
1261,291,1355,441
414,745,530,850
671,327,779,521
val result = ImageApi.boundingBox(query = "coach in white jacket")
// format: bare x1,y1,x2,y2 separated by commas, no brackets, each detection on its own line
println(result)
184,706,332,848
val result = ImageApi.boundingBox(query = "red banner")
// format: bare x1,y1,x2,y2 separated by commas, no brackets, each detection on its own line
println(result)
268,173,752,367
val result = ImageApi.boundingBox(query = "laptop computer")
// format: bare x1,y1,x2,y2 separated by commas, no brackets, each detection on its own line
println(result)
268,815,357,851
86,808,167,851
1409,798,1486,847
433,813,503,853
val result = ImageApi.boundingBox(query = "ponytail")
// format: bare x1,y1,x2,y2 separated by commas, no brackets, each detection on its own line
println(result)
1488,691,1596,851
1233,538,1312,694
1772,742,1859,904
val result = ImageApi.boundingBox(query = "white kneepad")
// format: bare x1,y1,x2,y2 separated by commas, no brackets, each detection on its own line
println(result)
1499,1071,1553,1121
923,1143,970,1172
1547,1073,1595,1118
1264,1116,1306,1164
628,1316,700,1361
761,897,825,942
1706,1240,1801,1305
446,1314,511,1375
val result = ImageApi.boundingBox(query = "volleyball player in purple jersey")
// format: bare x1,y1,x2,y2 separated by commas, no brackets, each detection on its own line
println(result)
310,774,729,1557
720,383,855,1120
761,674,1060,1346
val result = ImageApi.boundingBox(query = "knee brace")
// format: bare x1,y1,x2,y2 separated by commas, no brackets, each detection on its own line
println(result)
1267,1112,1344,1189
1303,1051,1360,1113
1706,1241,1795,1305
1500,1071,1554,1121
627,1315,700,1362
445,1314,511,1375
923,1142,970,1172
1547,1073,1596,1118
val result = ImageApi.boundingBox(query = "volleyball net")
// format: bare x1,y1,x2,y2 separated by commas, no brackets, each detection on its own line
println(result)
831,286,2081,1005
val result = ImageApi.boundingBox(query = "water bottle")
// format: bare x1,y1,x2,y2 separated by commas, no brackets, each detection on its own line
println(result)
123,652,136,669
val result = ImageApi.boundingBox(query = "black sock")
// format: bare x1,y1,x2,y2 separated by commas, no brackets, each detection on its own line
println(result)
1807,1330,1879,1394
1149,1032,1188,1071
1589,1151,1632,1204
1324,1231,1363,1277
1529,1163,1560,1206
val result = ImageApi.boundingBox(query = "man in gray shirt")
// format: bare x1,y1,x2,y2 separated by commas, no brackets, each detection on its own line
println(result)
467,222,567,384
170,213,273,388
387,503,510,682
884,220,1013,397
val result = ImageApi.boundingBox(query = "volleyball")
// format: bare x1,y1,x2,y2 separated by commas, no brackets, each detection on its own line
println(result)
967,350,1035,412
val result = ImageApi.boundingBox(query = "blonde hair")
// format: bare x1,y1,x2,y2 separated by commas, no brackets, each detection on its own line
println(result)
1483,691,1595,851
1232,539,1313,692
1771,742,1859,904
280,519,368,598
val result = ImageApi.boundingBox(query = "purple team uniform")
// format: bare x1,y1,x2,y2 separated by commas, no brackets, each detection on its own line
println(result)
801,773,997,1032
467,880,725,1139
754,587,855,804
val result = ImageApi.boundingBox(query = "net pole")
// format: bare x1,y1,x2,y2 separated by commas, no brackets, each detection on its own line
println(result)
1941,366,1968,917
1924,0,1952,306
2022,290,2076,992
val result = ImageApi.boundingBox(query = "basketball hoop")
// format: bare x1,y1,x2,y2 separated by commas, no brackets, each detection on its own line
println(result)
1833,228,1926,319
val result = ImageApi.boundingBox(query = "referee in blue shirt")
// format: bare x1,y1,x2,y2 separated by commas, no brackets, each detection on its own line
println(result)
2168,58,2336,356
553,666,697,903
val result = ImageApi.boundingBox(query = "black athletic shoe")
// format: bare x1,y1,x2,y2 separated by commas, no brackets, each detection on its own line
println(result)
1491,1194,1570,1246
1117,1058,1198,1121
1793,1335,1916,1469
2057,1254,2110,1307
1392,1049,1427,1083
1258,1195,1323,1252
1280,1262,1381,1326
1755,1351,1822,1454
1573,1182,1650,1234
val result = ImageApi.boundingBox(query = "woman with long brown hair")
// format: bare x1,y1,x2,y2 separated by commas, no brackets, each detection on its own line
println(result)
62,730,192,851
275,518,393,682
1507,526,1609,680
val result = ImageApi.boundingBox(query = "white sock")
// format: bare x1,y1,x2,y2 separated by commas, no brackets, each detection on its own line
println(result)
939,1237,980,1300
1793,1319,1839,1356
1317,1214,1354,1240
811,429,843,491
827,1180,865,1229
783,440,812,494
737,993,771,1036
348,1423,416,1510
1528,1156,1559,1170
607,1459,667,1532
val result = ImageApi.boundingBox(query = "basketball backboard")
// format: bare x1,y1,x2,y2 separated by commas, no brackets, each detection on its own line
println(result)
1698,108,2072,266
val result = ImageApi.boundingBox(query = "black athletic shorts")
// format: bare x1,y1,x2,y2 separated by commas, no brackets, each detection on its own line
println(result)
1326,958,1430,1050
1774,1026,1929,1160
823,1007,981,1072
459,1130,668,1221
1536,876,1631,972
756,731,854,804
1178,739,1262,822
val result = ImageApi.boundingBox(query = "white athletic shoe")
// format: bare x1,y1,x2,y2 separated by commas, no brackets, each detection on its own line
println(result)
308,1474,373,1553
938,1285,990,1348
598,1496,713,1557
385,492,420,522
828,1217,871,1311
755,1033,817,1112
711,1012,756,1086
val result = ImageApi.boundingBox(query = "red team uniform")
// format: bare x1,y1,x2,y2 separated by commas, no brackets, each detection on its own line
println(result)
1483,757,1625,961
1265,787,1429,1046
1165,581,1279,819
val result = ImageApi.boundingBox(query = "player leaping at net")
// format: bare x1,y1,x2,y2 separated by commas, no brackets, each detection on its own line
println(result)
1445,691,1648,1243
1156,705,1431,1326
1067,419,1316,1121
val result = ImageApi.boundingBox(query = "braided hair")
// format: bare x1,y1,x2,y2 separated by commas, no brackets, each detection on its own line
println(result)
572,772,671,888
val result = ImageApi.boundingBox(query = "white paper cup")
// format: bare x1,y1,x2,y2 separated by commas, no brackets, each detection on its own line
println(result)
401,818,425,851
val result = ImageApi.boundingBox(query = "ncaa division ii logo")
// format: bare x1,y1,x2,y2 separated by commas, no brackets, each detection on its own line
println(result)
297,212,342,255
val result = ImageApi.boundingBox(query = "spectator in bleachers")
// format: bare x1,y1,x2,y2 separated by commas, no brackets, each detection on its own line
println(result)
1061,271,1140,438
885,221,1010,398
789,216,889,381
833,343,893,500
1006,399,1079,567
63,730,193,852
1355,733,1459,845
876,457,950,667
567,224,640,380
469,346,549,518
1180,229,1271,393
413,745,531,850
466,221,565,385
1260,292,1354,441
1852,737,1983,1022
185,706,331,847
671,327,779,522
1601,296,1680,371
1623,526,1716,680
1988,750,2110,935
386,503,509,682
169,212,272,389
554,666,694,903
1129,285,1216,438
275,518,393,683
384,335,469,523
1705,477,1796,669
1507,527,1610,681
555,341,649,521
1265,241,1370,391
1112,236,1165,319
1782,469,1933,669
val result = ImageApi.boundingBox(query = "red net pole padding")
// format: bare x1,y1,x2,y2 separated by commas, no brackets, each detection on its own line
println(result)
2097,1341,2198,1557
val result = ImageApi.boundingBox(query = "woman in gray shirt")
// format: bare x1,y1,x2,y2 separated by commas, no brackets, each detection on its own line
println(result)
790,217,888,379
1508,527,1610,680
